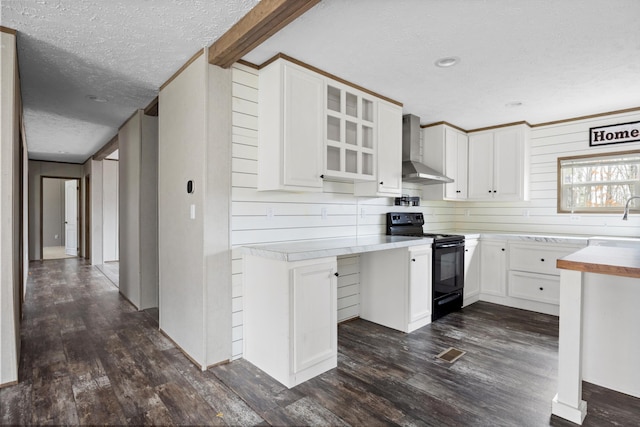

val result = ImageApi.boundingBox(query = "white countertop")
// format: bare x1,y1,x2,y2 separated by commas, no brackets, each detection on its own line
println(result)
242,232,639,262
242,235,433,262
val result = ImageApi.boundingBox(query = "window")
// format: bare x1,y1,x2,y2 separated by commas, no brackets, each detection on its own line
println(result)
558,150,640,213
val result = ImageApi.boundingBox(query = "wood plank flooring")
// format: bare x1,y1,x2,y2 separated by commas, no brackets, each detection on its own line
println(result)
2,257,639,426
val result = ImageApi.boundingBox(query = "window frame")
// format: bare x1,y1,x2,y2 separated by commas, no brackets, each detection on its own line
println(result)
557,149,640,214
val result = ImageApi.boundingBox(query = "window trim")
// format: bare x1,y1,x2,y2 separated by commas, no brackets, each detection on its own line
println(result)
557,149,640,213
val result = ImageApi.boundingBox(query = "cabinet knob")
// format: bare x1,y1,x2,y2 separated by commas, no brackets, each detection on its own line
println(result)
501,248,505,251
380,181,384,185
411,258,416,262
539,287,544,291
493,190,497,193
488,190,492,193
465,249,468,252
456,190,461,193
334,272,339,277
541,258,545,262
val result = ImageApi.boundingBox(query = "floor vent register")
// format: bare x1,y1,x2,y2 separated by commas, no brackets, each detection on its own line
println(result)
436,347,466,363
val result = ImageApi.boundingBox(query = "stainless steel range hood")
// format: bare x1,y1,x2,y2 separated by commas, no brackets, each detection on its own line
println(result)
402,114,454,184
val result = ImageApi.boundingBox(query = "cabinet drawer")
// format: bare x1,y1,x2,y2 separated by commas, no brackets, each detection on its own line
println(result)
508,271,559,305
509,242,581,276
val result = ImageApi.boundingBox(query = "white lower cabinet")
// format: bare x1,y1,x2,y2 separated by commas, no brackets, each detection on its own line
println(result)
463,238,480,306
243,255,337,388
478,239,586,315
360,245,432,333
479,239,507,297
506,241,585,315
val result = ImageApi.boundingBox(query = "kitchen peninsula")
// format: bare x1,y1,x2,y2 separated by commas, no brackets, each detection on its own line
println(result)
553,245,640,424
242,235,436,388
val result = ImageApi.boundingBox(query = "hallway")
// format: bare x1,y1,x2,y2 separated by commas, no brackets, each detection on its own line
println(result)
1,258,639,426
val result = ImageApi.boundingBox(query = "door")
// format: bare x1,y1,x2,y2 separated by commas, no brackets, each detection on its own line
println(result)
64,180,78,256
376,101,402,196
468,132,494,199
291,261,337,373
494,128,522,200
408,246,432,323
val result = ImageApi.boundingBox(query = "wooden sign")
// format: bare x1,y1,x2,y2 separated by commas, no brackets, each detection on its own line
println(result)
590,121,640,146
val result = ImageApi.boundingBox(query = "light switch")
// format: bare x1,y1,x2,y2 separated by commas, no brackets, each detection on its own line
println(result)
190,204,196,219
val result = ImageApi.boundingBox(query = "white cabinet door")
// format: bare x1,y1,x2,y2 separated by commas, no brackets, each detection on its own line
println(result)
468,125,530,201
283,65,324,189
468,132,494,199
444,128,459,199
408,246,432,324
450,130,469,199
493,127,522,200
291,261,337,373
325,82,376,181
376,101,402,195
355,100,402,196
463,239,480,305
258,59,324,191
480,240,507,296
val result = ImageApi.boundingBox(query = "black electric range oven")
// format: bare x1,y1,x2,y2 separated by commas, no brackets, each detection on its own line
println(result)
386,212,465,321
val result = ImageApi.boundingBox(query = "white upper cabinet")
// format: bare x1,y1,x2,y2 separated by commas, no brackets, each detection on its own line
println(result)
422,124,468,200
258,59,324,192
257,57,403,195
467,124,530,201
354,99,403,197
324,82,376,181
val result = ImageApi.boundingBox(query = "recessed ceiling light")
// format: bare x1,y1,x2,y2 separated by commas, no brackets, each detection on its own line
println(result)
86,94,108,103
505,101,523,108
435,57,460,68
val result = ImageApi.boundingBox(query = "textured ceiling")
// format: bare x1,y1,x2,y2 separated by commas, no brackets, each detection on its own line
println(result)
243,0,640,130
1,0,259,163
3,0,639,163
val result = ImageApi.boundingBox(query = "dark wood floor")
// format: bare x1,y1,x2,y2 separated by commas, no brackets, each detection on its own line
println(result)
2,258,639,426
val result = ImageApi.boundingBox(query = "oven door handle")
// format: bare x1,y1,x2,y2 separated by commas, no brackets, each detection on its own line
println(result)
435,242,464,249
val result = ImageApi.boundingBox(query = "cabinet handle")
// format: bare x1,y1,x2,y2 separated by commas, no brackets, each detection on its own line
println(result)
541,258,545,262
456,190,461,193
380,181,384,185
320,174,325,179
539,287,544,291
334,272,339,277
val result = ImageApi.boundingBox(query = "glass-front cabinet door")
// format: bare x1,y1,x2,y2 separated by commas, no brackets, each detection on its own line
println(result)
324,83,376,181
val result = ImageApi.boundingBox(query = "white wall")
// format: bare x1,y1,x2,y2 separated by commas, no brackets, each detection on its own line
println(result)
119,110,158,309
455,110,640,237
229,63,456,359
159,54,208,367
87,159,103,265
102,159,118,261
0,29,20,386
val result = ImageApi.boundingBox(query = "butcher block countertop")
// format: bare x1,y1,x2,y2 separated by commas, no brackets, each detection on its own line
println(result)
557,246,640,279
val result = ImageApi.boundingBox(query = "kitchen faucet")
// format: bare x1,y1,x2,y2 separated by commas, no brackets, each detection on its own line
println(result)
622,196,640,220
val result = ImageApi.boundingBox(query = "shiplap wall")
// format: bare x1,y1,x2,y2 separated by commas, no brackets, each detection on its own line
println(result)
455,110,640,235
230,63,455,358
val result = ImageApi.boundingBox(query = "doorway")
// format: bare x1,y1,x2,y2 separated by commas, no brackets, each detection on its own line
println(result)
41,177,81,260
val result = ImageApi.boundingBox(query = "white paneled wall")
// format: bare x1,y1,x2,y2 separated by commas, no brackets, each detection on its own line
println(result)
456,110,640,236
230,63,456,358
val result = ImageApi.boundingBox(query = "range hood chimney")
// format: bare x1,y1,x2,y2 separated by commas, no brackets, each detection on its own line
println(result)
402,114,454,184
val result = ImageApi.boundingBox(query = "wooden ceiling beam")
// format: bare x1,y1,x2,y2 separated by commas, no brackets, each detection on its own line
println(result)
208,0,320,68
